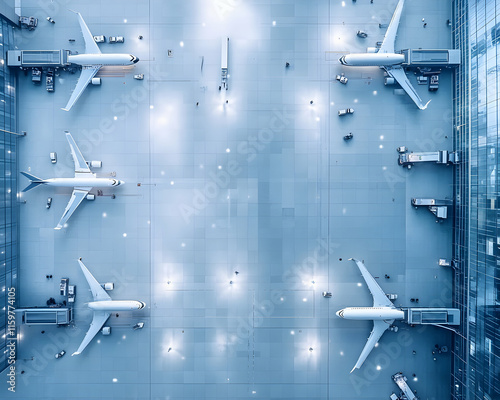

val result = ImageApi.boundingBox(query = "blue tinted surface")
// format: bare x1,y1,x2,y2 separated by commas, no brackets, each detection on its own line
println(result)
7,1,455,399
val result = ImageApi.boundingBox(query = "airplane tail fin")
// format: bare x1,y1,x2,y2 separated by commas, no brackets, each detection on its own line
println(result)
20,172,46,192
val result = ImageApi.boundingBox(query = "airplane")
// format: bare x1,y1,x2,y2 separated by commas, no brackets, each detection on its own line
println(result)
20,131,124,230
62,10,140,111
72,258,146,356
339,0,431,110
336,258,404,373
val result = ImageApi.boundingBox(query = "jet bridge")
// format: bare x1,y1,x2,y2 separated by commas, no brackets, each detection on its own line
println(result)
15,308,73,325
411,198,453,220
391,372,418,400
219,37,229,90
7,50,71,68
399,150,459,168
405,307,460,326
401,49,461,67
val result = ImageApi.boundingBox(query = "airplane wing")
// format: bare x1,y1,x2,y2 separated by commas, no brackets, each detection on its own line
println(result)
351,319,392,373
77,258,112,301
65,132,91,174
71,311,110,356
378,0,405,54
71,11,101,54
61,66,100,111
54,188,91,230
384,66,431,110
349,258,394,308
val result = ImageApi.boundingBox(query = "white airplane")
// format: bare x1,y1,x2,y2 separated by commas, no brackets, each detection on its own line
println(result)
336,258,404,373
62,11,140,111
20,131,124,230
339,0,430,110
72,258,146,356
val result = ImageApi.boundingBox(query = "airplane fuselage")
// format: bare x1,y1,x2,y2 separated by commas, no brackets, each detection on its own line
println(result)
336,307,404,320
88,300,146,311
68,53,139,66
43,177,124,188
339,53,405,67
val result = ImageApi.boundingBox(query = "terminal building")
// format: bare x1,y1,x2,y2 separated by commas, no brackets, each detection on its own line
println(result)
452,1,500,399
0,5,19,375
0,0,498,399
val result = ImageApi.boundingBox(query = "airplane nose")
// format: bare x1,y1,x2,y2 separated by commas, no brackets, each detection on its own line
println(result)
133,57,139,63
336,310,342,318
119,180,125,185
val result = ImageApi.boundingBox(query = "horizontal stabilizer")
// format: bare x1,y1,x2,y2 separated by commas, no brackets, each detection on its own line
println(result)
20,171,45,192
22,182,44,192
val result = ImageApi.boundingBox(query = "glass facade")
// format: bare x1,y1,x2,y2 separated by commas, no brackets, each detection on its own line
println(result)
452,0,500,399
0,15,18,373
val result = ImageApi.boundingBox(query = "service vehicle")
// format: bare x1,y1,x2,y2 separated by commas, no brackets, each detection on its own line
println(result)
338,108,354,116
109,36,124,43
68,285,76,303
19,16,38,30
55,350,66,359
32,68,42,83
46,69,54,92
336,73,348,84
60,278,68,296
